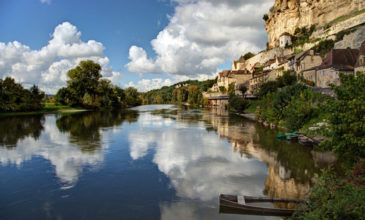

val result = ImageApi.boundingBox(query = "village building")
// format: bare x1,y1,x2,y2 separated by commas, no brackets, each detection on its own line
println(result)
308,49,359,88
355,41,365,73
248,70,271,94
232,56,246,71
279,32,292,48
295,50,323,83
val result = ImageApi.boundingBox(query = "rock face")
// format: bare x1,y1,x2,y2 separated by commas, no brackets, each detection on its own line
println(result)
265,0,365,48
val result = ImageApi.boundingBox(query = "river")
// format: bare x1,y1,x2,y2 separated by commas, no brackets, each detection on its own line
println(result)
0,105,333,219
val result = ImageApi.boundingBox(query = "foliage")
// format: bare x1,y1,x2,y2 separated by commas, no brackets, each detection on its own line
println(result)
228,83,235,95
283,89,318,131
313,39,335,57
243,52,255,60
219,86,226,93
263,14,269,21
140,78,216,105
187,85,202,105
256,71,297,98
0,77,45,112
320,73,365,166
238,85,247,95
55,60,135,109
291,165,365,220
228,95,248,113
256,83,313,128
290,25,316,48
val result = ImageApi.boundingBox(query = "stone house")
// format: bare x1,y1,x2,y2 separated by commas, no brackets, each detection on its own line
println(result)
295,50,322,73
308,49,359,88
216,70,251,94
248,70,271,94
232,56,246,71
279,32,292,48
355,41,365,73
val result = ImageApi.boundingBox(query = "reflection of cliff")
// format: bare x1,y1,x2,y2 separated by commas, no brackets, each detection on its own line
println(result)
0,115,44,148
265,166,310,209
203,108,322,202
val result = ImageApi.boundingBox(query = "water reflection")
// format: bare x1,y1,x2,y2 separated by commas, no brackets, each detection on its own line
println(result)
0,105,331,219
0,111,139,188
129,106,326,214
0,115,44,148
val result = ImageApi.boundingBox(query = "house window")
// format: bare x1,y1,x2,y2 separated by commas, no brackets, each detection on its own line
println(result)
322,70,325,77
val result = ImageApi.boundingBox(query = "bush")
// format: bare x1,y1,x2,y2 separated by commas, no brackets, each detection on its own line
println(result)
229,95,248,112
283,89,317,131
291,166,365,220
263,14,269,21
313,39,335,57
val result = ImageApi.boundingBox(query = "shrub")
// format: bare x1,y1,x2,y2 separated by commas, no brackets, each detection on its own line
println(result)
243,52,255,60
313,39,335,57
291,166,365,220
229,95,248,112
263,14,269,21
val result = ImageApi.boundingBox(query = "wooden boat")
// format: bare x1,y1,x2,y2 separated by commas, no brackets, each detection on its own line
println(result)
219,194,305,217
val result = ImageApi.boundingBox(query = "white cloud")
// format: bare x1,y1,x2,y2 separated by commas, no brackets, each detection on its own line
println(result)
40,0,51,4
125,78,174,92
128,110,268,202
0,116,111,188
0,22,121,94
126,0,272,78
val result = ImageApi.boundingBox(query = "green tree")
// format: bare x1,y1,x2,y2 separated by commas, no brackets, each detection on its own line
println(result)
125,87,141,107
66,60,102,106
322,72,365,165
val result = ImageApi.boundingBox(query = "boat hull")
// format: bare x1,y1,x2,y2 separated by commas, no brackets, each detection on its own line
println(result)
219,194,302,217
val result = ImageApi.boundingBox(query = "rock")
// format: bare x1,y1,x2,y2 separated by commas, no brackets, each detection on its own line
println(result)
299,135,315,146
265,0,365,48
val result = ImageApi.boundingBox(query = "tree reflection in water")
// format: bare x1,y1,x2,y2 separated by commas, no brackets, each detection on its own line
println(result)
0,115,45,148
56,110,139,152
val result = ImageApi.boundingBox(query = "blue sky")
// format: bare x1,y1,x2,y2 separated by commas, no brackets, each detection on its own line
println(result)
0,0,272,93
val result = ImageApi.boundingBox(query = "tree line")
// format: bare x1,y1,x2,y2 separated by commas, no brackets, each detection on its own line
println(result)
0,60,142,112
140,79,216,106
0,77,45,112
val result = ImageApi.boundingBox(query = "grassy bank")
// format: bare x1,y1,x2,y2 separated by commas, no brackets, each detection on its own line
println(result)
0,103,86,116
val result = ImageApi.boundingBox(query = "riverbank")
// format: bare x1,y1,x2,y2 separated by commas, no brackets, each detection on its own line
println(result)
0,103,87,116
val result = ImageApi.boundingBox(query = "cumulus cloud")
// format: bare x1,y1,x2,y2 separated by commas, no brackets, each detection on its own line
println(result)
126,0,273,78
0,22,121,94
128,110,268,201
125,78,174,92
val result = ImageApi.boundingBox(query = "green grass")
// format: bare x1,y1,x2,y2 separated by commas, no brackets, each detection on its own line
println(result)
326,9,365,28
245,100,259,114
0,103,85,116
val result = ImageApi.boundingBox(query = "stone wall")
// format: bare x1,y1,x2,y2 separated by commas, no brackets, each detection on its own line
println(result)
335,26,365,49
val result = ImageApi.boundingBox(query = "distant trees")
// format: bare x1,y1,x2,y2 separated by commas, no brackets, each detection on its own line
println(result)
0,77,45,112
55,60,141,109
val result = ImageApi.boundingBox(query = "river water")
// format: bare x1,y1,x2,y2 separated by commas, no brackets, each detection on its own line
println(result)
0,105,332,219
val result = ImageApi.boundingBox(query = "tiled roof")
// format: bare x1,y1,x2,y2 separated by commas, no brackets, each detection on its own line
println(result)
316,49,359,71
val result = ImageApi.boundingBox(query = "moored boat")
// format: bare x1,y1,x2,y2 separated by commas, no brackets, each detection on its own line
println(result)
219,194,305,217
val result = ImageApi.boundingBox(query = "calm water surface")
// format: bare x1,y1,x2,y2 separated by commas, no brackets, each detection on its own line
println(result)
0,105,331,219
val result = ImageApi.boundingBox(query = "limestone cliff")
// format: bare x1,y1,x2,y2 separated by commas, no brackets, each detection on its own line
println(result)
265,0,365,48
